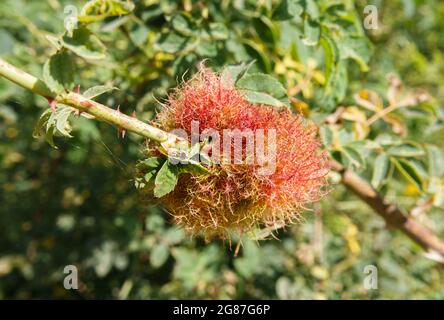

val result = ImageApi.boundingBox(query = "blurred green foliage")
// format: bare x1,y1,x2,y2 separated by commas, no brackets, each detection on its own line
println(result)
0,0,443,299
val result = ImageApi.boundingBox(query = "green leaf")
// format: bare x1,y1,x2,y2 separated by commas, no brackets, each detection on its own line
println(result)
220,61,255,86
241,39,272,73
387,143,425,157
42,52,75,94
135,157,165,187
179,162,210,175
196,41,218,57
426,145,444,177
0,30,15,55
45,125,57,149
154,161,179,198
393,158,424,190
242,91,287,107
83,85,118,99
376,134,402,146
319,125,333,147
272,0,304,20
302,17,320,46
33,105,75,148
62,27,106,60
237,73,287,102
237,74,287,96
150,243,169,268
171,13,195,37
156,32,188,54
342,146,365,168
208,23,229,40
319,31,348,105
55,106,75,137
339,36,372,72
163,228,186,246
143,170,157,184
128,23,149,46
139,157,164,170
371,153,389,189
320,33,339,87
32,109,52,139
45,35,63,50
234,240,261,278
78,0,135,24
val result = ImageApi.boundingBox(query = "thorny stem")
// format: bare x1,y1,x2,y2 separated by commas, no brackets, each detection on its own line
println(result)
0,58,179,143
1,57,444,262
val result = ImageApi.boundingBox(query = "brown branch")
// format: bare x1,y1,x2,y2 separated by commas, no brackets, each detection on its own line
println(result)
330,159,444,261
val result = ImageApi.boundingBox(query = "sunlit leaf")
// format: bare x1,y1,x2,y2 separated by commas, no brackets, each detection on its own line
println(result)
154,160,179,198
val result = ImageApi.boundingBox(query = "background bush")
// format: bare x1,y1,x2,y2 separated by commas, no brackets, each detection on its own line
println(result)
0,0,443,299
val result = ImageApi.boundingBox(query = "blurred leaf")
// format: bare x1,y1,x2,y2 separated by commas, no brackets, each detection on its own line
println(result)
372,153,389,189
234,240,261,278
320,32,339,88
339,36,372,72
388,143,425,157
156,32,188,54
129,23,149,46
393,158,424,190
150,243,169,268
302,17,320,46
320,125,333,147
163,228,186,246
78,0,135,24
427,145,444,177
62,28,106,60
272,0,304,20
208,22,229,40
171,13,195,37
196,41,218,57
0,30,15,55
342,145,366,168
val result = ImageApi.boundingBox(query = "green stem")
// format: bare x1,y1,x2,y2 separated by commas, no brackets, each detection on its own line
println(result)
0,58,54,98
0,58,177,143
60,92,172,142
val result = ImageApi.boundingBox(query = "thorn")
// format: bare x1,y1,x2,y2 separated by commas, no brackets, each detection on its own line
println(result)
75,85,80,94
75,109,82,117
46,97,57,113
117,127,126,139
115,106,126,139
80,100,93,108
131,110,137,118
